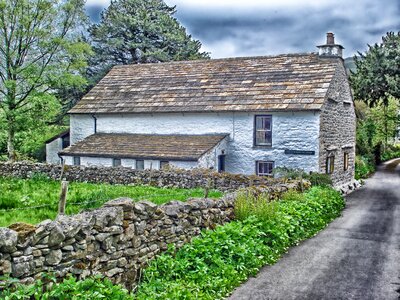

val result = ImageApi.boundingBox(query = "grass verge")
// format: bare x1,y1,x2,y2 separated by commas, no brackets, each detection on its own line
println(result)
0,175,222,227
134,186,344,299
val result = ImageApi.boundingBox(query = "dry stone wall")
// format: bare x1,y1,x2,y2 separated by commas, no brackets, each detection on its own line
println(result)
0,162,304,289
0,196,236,289
0,162,279,191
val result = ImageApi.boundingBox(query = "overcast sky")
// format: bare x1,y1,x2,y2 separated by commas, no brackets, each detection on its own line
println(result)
85,0,400,59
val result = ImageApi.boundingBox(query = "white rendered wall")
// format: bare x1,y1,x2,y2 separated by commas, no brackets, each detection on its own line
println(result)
46,139,62,164
70,112,320,175
169,161,198,169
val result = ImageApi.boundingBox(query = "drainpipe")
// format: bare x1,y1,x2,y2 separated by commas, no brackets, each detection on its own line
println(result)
92,114,97,134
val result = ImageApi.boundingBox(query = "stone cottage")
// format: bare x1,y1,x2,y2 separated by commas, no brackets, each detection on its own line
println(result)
46,33,356,186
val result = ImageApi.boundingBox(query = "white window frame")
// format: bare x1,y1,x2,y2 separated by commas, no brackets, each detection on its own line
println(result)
256,161,274,176
254,115,272,146
113,158,122,167
73,157,80,166
136,160,144,170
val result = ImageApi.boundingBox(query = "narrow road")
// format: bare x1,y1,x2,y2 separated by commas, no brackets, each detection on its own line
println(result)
229,159,400,300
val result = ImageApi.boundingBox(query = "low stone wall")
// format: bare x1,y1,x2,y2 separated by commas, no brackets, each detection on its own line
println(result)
0,162,280,191
0,196,236,289
0,162,305,290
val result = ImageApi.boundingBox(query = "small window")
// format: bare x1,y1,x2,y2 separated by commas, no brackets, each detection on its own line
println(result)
254,115,272,146
160,161,169,169
256,161,274,176
326,155,335,174
136,160,144,170
62,136,70,149
113,158,122,167
344,153,349,171
73,157,80,166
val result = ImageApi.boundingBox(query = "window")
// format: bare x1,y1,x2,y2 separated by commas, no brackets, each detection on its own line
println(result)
62,135,70,149
256,161,274,176
254,115,272,146
113,158,122,167
160,161,169,169
73,157,80,166
136,160,144,170
344,153,349,171
326,155,335,174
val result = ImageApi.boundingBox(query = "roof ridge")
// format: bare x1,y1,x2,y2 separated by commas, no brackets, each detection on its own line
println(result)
112,52,320,68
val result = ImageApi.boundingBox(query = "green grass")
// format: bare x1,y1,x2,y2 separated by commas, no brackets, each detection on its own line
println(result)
0,175,222,227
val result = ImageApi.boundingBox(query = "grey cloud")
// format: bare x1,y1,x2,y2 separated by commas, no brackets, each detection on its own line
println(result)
85,0,400,58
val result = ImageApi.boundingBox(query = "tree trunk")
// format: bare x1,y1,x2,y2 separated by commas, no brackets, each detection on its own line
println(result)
6,115,16,162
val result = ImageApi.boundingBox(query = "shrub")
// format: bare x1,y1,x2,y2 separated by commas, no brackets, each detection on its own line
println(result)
0,275,133,300
273,167,332,187
381,144,400,162
234,189,277,221
304,172,332,187
355,155,375,179
134,186,345,299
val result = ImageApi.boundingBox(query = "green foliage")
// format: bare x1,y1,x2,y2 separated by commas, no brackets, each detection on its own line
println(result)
0,0,92,160
351,31,400,108
234,189,277,221
0,176,222,227
355,155,375,179
134,186,345,299
88,0,209,83
381,144,400,161
351,32,400,150
0,275,133,300
273,166,332,187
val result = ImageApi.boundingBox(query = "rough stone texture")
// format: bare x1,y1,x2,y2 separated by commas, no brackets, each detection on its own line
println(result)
319,61,356,186
0,181,303,289
0,196,235,289
0,161,290,192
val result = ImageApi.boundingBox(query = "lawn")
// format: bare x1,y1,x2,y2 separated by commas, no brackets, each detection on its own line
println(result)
0,175,222,227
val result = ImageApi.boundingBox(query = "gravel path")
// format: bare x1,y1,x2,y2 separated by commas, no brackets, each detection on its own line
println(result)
228,159,400,300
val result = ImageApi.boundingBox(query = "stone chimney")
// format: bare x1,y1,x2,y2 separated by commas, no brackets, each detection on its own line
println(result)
317,32,344,58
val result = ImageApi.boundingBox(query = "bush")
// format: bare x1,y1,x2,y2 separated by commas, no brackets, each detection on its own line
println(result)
0,275,133,300
355,155,375,179
273,167,332,187
134,186,345,299
381,144,400,161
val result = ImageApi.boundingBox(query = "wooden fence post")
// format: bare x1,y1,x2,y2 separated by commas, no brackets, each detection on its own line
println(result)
58,180,69,215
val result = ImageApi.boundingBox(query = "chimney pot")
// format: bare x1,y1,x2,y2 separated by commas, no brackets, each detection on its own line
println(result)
327,32,335,45
317,32,344,58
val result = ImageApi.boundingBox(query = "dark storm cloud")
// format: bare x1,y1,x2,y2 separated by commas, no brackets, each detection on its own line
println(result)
85,0,400,58
172,0,400,58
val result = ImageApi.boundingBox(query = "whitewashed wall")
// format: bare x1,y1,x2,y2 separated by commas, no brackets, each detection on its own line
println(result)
60,155,199,170
69,112,320,175
46,139,62,164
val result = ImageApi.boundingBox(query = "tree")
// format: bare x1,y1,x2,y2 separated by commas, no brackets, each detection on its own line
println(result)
351,32,400,146
0,0,92,161
88,0,209,82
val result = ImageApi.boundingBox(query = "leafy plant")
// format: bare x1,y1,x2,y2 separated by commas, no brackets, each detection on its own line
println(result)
134,186,345,299
0,275,133,300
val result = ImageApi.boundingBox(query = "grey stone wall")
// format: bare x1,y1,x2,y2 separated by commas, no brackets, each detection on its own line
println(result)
0,196,235,289
319,60,356,185
0,162,281,192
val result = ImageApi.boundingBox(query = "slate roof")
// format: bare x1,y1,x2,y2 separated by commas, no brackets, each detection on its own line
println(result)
59,133,228,161
45,129,70,144
69,53,341,114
